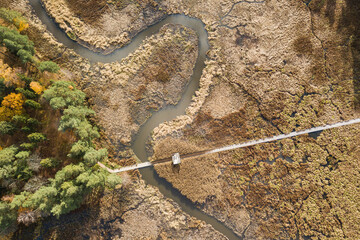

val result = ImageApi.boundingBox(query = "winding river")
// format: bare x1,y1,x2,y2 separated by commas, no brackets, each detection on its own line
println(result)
28,0,241,239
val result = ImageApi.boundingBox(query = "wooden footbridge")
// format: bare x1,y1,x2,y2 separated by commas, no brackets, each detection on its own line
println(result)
98,118,360,173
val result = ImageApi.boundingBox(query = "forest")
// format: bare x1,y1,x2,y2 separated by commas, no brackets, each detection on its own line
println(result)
0,8,121,233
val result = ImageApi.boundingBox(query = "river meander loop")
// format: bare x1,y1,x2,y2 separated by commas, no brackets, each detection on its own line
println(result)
28,0,241,239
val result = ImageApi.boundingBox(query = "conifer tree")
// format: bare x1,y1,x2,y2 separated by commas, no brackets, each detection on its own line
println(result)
0,26,34,63
38,61,60,73
27,132,46,143
0,202,17,232
0,121,15,135
43,81,85,109
24,99,41,109
83,148,107,167
0,146,17,180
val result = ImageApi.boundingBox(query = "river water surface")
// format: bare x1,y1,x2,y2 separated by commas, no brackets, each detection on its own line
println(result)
28,0,241,239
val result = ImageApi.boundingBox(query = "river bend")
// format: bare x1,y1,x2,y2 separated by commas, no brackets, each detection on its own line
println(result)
28,0,241,239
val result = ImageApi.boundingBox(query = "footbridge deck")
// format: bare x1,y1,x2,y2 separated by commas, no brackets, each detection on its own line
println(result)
98,118,360,173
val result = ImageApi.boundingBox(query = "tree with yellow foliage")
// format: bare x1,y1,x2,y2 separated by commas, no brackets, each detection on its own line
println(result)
29,82,44,95
2,93,24,109
0,59,24,88
0,93,24,121
13,18,29,32
0,8,28,32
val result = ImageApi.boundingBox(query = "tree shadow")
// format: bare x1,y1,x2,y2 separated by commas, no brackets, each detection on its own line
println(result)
338,0,360,110
313,0,337,26
12,202,101,240
310,0,360,110
325,0,336,26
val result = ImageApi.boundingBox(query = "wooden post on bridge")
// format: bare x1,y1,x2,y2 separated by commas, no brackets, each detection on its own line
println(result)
172,153,181,165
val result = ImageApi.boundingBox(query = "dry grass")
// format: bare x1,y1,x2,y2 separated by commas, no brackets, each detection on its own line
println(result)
110,0,133,10
0,0,13,8
65,0,108,25
292,35,313,55
152,137,203,160
142,45,180,83
154,154,222,204
185,110,248,146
